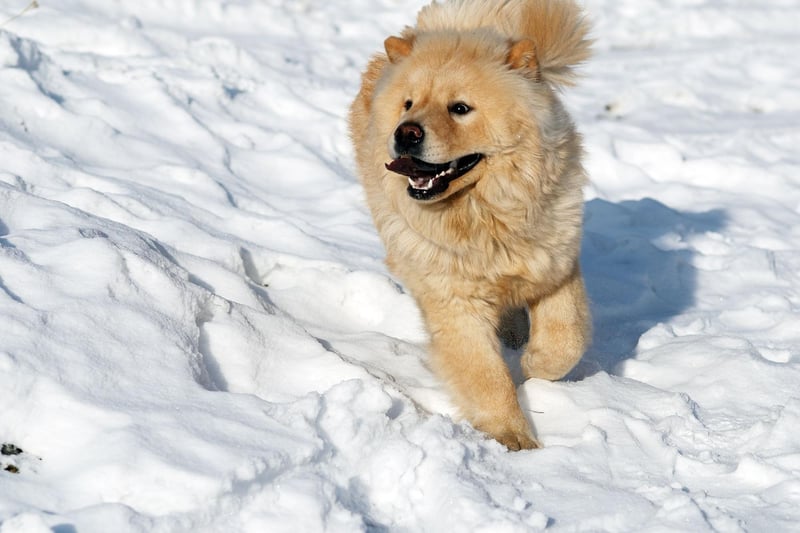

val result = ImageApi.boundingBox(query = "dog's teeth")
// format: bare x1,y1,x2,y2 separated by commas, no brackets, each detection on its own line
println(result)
408,177,435,190
435,166,456,179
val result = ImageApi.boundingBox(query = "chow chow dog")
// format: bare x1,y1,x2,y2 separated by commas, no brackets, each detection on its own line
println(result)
349,0,592,450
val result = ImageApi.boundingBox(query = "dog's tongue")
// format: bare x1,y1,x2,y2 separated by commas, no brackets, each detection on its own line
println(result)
385,156,436,178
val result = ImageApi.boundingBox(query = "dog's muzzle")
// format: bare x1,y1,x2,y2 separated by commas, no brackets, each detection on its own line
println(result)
385,153,483,201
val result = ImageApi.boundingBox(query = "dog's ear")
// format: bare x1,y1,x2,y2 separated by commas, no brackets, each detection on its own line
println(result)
384,36,413,63
507,39,540,77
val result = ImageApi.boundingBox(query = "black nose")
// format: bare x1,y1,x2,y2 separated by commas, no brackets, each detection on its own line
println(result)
394,122,424,152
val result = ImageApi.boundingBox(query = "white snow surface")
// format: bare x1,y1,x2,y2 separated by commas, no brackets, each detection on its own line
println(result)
0,0,799,531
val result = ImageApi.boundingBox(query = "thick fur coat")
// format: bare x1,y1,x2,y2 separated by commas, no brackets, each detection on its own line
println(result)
349,0,592,450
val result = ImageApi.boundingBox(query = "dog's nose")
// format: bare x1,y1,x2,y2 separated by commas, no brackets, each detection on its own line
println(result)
394,122,424,152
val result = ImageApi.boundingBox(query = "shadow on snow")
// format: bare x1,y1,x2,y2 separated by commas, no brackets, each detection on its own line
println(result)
501,197,727,381
577,197,726,377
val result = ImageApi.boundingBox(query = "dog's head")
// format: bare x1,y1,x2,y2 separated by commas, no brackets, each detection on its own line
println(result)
375,30,544,203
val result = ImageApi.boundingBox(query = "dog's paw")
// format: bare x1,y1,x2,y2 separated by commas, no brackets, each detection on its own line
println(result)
476,414,542,451
497,430,541,451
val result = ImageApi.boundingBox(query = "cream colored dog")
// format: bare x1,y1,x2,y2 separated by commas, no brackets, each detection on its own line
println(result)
349,0,592,450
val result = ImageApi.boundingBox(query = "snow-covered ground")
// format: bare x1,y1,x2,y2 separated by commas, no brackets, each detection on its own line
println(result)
1,0,799,531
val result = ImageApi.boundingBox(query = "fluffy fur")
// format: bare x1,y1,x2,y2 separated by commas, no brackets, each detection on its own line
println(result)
349,0,592,450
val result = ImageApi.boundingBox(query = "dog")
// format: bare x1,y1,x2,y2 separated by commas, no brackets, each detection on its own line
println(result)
349,0,592,450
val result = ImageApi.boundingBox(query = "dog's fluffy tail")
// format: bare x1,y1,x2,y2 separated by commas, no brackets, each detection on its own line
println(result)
511,0,592,86
416,0,592,86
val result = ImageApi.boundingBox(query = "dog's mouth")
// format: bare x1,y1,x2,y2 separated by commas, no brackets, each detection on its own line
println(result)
385,154,483,200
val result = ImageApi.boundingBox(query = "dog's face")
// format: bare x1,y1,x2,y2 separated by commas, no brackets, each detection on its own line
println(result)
375,31,542,203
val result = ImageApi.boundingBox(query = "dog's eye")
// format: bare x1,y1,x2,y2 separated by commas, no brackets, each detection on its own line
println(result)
449,102,471,115
404,100,413,111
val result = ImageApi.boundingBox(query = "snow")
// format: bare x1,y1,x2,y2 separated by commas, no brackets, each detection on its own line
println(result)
1,0,799,531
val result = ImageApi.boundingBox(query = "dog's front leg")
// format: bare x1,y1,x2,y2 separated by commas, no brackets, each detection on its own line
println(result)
418,290,540,450
522,264,591,381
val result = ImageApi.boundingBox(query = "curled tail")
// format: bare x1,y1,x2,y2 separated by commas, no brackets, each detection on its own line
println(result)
416,0,592,86
513,0,592,86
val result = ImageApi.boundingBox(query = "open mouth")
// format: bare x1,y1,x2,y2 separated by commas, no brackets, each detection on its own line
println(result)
385,154,483,200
